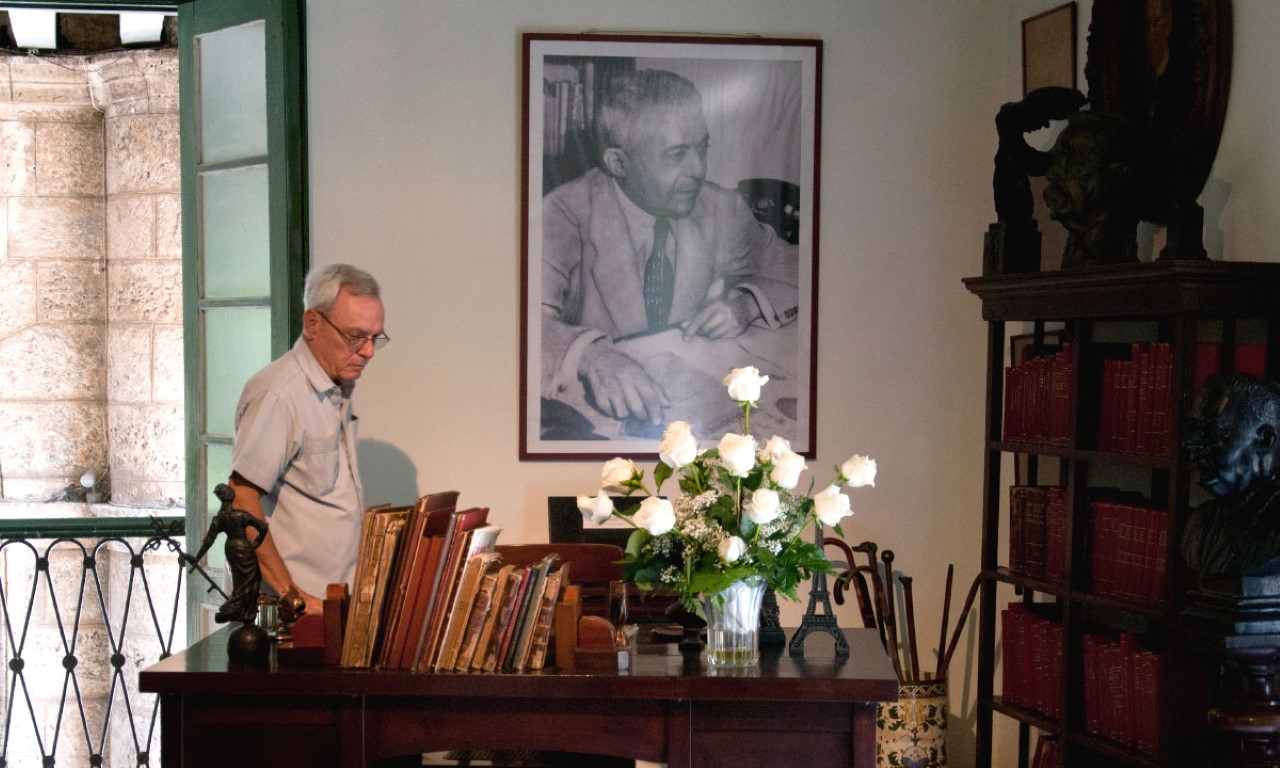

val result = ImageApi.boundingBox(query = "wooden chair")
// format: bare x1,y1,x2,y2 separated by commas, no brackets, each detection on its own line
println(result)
546,497,679,624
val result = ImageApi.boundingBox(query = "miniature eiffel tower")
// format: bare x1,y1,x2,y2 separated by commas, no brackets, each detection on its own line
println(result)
789,524,850,657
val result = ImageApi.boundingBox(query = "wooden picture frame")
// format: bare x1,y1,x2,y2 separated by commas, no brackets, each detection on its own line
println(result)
520,33,822,460
1022,2,1077,95
1022,2,1077,271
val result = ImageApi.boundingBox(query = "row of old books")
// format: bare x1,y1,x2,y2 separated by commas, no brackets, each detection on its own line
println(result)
1088,498,1168,607
1000,603,1064,718
1003,344,1074,446
1082,631,1165,755
1008,485,1068,585
338,491,570,673
1097,342,1173,455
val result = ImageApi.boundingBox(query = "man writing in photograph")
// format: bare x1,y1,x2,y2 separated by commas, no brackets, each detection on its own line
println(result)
228,263,388,617
541,68,799,434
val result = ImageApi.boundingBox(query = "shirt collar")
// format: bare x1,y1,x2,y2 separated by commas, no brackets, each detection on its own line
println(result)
293,336,353,400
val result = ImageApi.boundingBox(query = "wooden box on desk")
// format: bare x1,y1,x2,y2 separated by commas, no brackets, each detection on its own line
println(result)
553,589,626,672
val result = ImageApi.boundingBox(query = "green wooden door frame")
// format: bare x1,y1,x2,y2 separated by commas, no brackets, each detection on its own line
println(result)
179,0,308,638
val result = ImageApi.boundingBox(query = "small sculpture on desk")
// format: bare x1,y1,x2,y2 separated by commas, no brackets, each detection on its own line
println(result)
1182,374,1280,582
189,483,271,663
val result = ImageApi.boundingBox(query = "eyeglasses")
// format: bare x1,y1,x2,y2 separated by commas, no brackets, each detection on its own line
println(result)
315,311,390,351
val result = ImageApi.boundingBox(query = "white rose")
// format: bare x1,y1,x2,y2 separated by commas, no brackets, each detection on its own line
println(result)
770,450,807,490
745,488,782,524
761,435,792,461
601,457,639,493
813,485,853,527
576,492,615,525
659,421,700,469
723,366,769,403
718,535,747,564
840,455,878,488
633,496,676,536
718,433,757,477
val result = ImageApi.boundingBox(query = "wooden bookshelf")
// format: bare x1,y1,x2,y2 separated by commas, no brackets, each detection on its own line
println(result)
964,261,1280,768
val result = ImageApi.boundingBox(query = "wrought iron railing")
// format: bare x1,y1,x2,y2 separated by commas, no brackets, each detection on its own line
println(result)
0,516,188,768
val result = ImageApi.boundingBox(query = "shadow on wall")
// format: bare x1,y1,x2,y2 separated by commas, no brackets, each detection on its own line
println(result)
357,439,419,507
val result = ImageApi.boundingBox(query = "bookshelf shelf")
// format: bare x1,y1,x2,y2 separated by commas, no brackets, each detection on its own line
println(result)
964,262,1280,768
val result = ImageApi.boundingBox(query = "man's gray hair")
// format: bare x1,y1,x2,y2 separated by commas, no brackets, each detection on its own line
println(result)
303,263,381,312
597,68,702,156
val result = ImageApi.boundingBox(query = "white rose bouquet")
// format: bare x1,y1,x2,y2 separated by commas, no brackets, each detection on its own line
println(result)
578,367,876,615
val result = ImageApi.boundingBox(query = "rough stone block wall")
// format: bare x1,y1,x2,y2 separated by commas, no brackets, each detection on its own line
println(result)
0,50,184,768
0,50,182,507
0,56,108,503
100,50,183,507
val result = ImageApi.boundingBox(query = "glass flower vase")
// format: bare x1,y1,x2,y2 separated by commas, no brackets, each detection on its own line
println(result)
702,575,766,667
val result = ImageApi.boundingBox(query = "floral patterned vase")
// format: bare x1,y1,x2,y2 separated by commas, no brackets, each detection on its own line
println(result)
701,575,766,667
876,679,947,768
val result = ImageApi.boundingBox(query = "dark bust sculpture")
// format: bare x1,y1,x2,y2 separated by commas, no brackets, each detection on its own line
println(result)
1042,111,1142,269
1181,374,1280,577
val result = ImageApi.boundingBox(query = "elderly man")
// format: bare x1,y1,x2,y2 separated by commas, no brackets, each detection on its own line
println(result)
541,68,798,431
229,263,388,616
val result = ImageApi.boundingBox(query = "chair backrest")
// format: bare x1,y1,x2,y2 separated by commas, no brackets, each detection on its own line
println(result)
547,497,682,625
494,542,623,619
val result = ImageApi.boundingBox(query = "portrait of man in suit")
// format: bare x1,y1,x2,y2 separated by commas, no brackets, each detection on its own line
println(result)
523,41,819,457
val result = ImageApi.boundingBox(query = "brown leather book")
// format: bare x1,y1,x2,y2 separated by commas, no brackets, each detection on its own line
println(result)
411,507,491,672
377,491,459,668
388,499,458,670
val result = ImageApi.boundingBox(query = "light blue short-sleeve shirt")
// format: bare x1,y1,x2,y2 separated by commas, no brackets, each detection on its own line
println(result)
231,337,363,596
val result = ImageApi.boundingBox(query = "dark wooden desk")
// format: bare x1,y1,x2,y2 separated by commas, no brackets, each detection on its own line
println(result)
140,628,896,768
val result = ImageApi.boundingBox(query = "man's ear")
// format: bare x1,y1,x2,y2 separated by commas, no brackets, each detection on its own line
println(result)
602,147,628,178
1257,424,1277,453
301,308,318,341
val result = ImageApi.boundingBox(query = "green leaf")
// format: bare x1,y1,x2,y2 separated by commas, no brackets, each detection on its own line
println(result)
654,461,673,491
625,528,650,559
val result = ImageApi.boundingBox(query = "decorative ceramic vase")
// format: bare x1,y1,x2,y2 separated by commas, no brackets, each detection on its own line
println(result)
701,575,766,667
876,678,947,768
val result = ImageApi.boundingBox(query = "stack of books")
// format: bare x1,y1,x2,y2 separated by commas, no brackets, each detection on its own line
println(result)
1097,342,1172,456
1000,603,1064,718
337,492,570,673
1082,631,1165,755
1088,498,1168,607
1003,344,1074,446
1007,485,1068,586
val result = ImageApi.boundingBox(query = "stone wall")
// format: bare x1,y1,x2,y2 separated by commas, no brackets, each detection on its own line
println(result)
0,51,184,768
0,49,183,507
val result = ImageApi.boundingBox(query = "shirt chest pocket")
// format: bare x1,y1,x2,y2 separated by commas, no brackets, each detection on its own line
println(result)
295,434,341,497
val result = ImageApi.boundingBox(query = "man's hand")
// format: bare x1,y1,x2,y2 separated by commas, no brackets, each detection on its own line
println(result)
299,590,324,619
683,291,761,340
578,343,670,424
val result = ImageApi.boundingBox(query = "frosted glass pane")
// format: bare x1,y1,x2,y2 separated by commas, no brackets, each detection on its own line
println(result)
202,443,233,572
205,443,233,505
198,20,267,164
204,307,272,437
202,165,270,299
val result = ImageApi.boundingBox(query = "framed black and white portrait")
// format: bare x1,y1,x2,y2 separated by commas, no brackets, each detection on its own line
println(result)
519,33,821,460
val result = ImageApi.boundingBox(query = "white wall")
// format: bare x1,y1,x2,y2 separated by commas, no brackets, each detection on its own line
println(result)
305,1,1002,765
